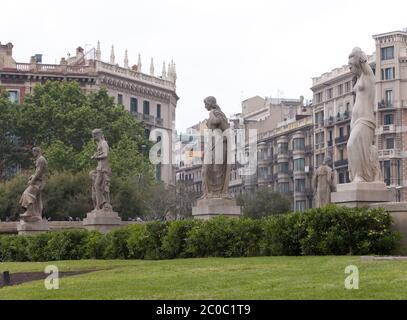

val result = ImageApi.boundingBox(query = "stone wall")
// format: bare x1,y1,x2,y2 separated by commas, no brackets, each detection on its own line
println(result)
0,221,139,235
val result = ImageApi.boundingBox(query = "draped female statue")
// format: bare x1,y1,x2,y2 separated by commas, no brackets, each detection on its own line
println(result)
201,96,231,199
347,47,381,183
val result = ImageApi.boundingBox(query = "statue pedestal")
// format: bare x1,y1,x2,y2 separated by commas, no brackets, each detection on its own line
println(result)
192,198,242,220
17,217,50,235
83,210,122,234
332,182,392,208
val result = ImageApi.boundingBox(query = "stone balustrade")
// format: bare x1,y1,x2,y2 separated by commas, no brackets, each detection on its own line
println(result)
0,221,141,235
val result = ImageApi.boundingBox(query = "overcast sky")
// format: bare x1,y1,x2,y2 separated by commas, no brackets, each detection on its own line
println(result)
2,0,407,131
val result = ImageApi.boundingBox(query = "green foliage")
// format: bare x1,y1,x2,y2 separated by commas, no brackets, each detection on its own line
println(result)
127,221,168,260
0,205,400,262
0,174,27,220
43,171,92,219
2,81,152,179
186,217,264,257
237,187,292,219
104,228,131,259
161,220,201,259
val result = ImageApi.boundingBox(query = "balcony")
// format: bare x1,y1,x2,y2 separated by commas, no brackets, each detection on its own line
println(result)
334,159,348,168
377,124,396,135
378,149,403,159
327,140,333,147
378,101,395,110
335,135,348,145
131,111,164,127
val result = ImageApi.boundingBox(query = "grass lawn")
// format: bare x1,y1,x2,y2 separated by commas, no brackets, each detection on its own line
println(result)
1,256,407,300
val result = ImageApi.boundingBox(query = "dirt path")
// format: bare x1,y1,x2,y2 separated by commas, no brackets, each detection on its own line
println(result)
0,270,96,288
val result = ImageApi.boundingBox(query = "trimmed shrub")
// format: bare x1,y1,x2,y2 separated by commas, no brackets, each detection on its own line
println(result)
104,227,131,259
186,217,263,258
0,235,29,262
84,231,106,259
261,212,307,256
161,220,202,259
0,205,400,262
44,230,89,261
127,221,168,260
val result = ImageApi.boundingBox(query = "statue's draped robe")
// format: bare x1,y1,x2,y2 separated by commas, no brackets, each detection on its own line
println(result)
202,108,231,198
313,165,333,208
20,156,48,218
94,139,112,210
347,118,380,182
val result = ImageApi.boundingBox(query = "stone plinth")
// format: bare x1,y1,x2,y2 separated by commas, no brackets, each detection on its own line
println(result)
192,198,241,220
370,202,407,254
17,218,50,235
331,182,392,208
83,210,122,234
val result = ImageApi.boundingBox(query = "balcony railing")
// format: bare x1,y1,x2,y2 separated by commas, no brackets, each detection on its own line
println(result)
335,136,348,145
334,159,348,168
378,149,403,159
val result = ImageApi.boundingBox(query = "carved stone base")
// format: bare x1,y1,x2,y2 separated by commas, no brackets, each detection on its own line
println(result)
192,198,242,220
17,218,50,235
331,182,392,208
83,210,122,234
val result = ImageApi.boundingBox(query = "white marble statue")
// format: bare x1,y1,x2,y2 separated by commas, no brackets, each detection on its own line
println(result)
347,47,381,183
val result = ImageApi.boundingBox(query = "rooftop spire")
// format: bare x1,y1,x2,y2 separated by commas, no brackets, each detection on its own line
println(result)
96,41,101,60
137,53,142,72
110,45,115,65
162,61,167,79
124,49,129,68
150,57,154,76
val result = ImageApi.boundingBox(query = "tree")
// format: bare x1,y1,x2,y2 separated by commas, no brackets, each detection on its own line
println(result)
237,187,292,219
12,81,152,178
0,89,30,180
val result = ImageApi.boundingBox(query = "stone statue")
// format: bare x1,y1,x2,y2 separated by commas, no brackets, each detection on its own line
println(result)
347,47,381,183
19,147,48,221
83,129,121,233
313,157,335,208
201,96,231,199
90,129,112,211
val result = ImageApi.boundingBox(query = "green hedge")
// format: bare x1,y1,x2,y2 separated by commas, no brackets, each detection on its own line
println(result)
0,205,401,262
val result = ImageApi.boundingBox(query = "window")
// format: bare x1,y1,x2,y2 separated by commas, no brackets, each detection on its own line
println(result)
338,84,343,96
117,94,123,105
143,101,150,114
339,127,344,137
339,148,344,161
381,46,394,60
386,138,395,150
384,114,394,125
130,97,138,113
7,90,19,103
345,82,351,93
293,138,305,151
382,67,395,80
327,88,333,99
295,201,306,212
294,158,305,172
157,104,162,118
278,142,289,154
279,162,289,173
385,90,393,107
279,182,290,194
328,130,333,143
315,92,322,103
383,160,391,186
295,179,305,193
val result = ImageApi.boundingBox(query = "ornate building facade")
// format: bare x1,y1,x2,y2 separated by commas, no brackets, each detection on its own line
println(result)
0,42,178,185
